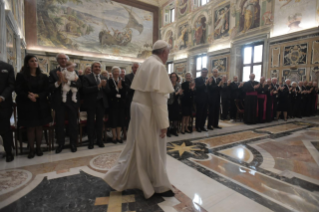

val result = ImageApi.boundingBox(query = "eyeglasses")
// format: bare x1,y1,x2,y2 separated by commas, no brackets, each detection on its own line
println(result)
58,58,68,60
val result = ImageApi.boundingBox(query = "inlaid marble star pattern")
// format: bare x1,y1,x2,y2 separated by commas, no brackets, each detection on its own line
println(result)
167,140,209,160
168,142,201,157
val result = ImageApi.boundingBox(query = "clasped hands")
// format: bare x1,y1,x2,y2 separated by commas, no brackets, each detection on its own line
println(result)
28,92,38,102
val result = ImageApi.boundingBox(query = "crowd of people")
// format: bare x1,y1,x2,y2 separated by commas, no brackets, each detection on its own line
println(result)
0,53,318,163
166,68,318,137
0,53,139,162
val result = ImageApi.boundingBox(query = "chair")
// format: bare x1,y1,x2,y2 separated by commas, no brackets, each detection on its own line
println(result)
17,108,53,154
235,99,244,121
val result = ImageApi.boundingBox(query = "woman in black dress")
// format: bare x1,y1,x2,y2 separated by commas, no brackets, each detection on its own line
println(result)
108,66,126,143
276,79,292,121
167,73,182,136
256,77,267,123
265,79,274,122
290,82,298,118
15,55,52,158
181,73,194,134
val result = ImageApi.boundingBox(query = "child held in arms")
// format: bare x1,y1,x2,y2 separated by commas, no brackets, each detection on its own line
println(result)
62,61,78,103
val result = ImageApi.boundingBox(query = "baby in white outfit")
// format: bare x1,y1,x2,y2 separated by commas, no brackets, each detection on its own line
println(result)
62,62,78,103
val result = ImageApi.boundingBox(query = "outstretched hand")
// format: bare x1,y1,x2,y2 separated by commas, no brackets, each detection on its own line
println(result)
160,129,167,138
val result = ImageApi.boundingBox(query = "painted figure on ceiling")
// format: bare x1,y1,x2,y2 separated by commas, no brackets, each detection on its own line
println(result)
240,0,260,33
177,25,188,50
214,7,230,39
194,16,206,45
166,30,174,47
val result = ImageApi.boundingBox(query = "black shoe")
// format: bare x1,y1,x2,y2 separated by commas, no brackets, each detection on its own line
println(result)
55,145,64,154
111,139,118,144
88,143,94,149
196,128,202,133
36,148,43,156
181,131,185,134
207,126,214,130
167,132,171,137
28,151,35,159
156,190,175,197
6,153,14,162
172,130,178,136
70,144,77,152
201,127,208,132
117,139,123,144
214,126,222,129
97,141,105,148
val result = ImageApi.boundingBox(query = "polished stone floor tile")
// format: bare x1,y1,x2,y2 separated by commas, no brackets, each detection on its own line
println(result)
193,155,319,212
312,142,319,152
259,140,319,180
256,123,306,134
1,117,318,212
218,145,253,163
194,131,267,148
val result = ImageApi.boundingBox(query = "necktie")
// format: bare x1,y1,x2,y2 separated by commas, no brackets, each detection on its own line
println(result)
96,75,100,85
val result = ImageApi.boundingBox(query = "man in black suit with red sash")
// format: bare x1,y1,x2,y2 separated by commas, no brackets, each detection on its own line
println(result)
243,73,259,124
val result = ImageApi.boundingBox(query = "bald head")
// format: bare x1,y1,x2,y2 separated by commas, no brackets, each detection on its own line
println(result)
285,79,291,86
212,69,218,77
271,78,277,85
249,73,255,81
298,81,303,87
233,76,238,82
131,63,139,74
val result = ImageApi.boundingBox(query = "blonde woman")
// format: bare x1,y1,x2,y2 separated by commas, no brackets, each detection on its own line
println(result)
181,73,194,133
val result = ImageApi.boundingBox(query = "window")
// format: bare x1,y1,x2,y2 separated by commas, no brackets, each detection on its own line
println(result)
170,9,175,23
164,4,175,24
194,0,208,7
196,55,207,77
167,62,174,74
242,44,263,82
201,0,208,6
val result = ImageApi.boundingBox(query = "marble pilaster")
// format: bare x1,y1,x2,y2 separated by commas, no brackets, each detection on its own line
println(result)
0,0,6,61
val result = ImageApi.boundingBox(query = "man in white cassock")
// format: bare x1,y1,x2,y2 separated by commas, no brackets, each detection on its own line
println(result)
104,40,175,199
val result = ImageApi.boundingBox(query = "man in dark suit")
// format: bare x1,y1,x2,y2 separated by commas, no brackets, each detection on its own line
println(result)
0,61,15,162
194,68,209,132
243,73,259,124
271,78,279,120
230,76,239,121
207,69,223,129
82,62,110,149
48,54,81,153
124,63,139,128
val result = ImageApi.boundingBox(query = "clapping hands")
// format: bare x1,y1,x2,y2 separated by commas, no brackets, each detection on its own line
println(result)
28,92,37,102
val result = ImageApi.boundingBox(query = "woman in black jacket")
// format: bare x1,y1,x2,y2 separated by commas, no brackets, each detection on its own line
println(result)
108,66,126,143
276,79,292,121
15,55,52,158
181,73,194,134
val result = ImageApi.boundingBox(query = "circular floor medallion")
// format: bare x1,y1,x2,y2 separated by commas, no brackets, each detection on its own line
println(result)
90,152,121,171
0,169,32,195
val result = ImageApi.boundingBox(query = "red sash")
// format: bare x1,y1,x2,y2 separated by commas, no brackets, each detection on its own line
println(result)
257,94,267,120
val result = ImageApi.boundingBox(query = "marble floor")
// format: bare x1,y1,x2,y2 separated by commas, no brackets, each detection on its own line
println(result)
0,117,319,212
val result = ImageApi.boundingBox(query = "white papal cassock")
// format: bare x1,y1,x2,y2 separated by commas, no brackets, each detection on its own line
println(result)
104,54,174,199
